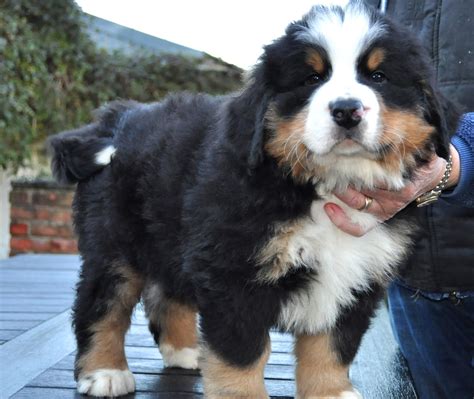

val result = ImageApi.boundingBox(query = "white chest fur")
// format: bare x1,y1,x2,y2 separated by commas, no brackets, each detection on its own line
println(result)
278,195,411,334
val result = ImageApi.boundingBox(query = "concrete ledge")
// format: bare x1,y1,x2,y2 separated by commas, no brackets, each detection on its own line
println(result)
0,310,76,398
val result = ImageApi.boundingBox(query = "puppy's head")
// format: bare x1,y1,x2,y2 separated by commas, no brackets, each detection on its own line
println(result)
244,1,454,190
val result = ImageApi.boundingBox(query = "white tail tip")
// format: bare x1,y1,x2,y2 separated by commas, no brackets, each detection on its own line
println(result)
95,145,116,165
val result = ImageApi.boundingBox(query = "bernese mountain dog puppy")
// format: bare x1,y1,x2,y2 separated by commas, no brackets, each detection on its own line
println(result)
49,2,456,398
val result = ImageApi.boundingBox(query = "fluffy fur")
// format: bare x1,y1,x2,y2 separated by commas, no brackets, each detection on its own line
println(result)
49,2,456,397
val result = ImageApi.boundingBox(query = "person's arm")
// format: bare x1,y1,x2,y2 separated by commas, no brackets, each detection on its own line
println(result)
441,114,474,207
324,113,474,237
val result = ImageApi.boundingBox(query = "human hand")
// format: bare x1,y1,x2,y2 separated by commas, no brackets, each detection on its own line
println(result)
324,145,460,237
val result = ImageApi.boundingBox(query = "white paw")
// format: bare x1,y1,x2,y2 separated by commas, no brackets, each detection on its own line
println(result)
160,344,200,369
339,389,363,399
297,390,362,399
77,369,135,397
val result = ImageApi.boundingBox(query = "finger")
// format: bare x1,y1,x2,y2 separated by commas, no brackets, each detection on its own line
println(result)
324,203,368,237
370,182,390,191
333,187,368,210
360,186,391,197
361,183,417,204
335,188,387,218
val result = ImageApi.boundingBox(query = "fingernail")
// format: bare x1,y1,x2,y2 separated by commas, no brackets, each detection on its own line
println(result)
325,204,335,216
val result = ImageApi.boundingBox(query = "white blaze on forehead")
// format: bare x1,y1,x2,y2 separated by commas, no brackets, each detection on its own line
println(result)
298,2,386,157
298,2,384,59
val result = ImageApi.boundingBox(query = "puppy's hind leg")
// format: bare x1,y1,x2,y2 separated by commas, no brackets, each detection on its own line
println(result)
143,284,199,369
73,260,143,397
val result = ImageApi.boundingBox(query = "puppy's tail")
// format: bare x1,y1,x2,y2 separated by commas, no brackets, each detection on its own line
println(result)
48,101,135,184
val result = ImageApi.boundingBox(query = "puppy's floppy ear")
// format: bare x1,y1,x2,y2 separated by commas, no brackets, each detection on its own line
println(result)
225,67,273,172
247,91,272,169
422,80,460,160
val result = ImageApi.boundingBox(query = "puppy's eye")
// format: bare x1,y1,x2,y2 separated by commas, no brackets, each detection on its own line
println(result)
371,71,386,83
303,73,322,86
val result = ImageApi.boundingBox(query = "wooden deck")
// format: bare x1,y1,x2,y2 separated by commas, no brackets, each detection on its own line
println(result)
0,255,417,398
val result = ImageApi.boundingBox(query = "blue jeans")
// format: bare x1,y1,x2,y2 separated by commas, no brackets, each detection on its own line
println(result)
388,281,474,399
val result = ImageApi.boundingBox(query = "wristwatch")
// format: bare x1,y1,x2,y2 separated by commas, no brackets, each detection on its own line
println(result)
416,155,453,207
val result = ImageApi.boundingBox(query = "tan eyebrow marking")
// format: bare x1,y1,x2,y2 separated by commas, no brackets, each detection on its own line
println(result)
367,48,385,71
306,50,325,74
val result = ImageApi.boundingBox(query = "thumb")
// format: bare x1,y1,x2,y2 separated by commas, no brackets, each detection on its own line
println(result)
324,203,367,237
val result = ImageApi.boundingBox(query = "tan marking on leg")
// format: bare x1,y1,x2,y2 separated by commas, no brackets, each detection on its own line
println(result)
160,301,198,349
143,286,199,369
295,334,353,398
143,284,198,349
255,220,304,283
307,50,325,75
77,266,143,375
201,340,270,399
366,48,385,71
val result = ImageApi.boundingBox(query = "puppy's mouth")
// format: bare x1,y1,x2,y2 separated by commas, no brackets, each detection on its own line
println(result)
332,138,366,155
316,132,378,158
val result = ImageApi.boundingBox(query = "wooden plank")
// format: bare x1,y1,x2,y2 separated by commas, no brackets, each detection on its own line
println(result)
0,312,57,321
2,264,78,273
11,387,81,399
53,354,295,380
125,324,293,343
0,271,78,284
11,387,204,399
28,369,198,391
0,309,66,314
0,281,75,288
53,355,199,375
0,329,25,340
0,287,75,294
270,331,294,342
124,333,292,353
1,293,73,299
0,320,43,330
27,368,295,397
0,298,73,306
0,310,76,398
121,345,295,366
1,254,81,267
0,304,70,313
127,315,292,341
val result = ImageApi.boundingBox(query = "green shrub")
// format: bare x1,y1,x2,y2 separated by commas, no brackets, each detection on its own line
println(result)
0,0,242,171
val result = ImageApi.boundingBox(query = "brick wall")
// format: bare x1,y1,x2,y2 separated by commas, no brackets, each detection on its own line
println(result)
9,180,78,255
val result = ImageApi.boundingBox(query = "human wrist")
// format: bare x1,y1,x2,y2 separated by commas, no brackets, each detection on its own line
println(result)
446,144,460,188
442,134,474,205
415,154,453,207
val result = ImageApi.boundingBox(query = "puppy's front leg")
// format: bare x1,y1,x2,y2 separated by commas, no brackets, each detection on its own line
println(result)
200,340,270,399
195,263,277,398
295,334,361,399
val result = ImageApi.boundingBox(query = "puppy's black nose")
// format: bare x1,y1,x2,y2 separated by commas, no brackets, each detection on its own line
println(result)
330,99,364,129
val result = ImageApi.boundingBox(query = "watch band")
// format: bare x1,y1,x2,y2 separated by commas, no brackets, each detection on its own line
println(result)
416,155,453,207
